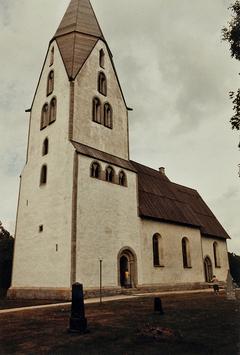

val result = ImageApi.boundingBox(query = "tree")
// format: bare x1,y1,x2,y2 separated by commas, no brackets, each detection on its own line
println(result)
228,252,240,286
0,222,14,289
221,1,240,131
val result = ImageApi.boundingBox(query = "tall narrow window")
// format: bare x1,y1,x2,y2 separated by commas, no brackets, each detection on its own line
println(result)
213,242,221,267
153,234,159,266
41,103,49,130
153,233,164,267
47,70,54,96
99,49,105,68
119,171,126,186
49,97,57,124
106,166,114,182
98,72,107,96
42,138,49,156
91,162,101,178
92,98,101,123
50,47,54,66
40,165,47,186
182,237,191,268
104,103,112,128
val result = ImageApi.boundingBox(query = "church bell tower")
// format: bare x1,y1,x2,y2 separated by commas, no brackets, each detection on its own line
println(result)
8,0,132,299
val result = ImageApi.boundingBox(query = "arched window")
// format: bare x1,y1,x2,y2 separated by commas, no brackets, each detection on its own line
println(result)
40,165,47,186
42,138,49,156
182,237,191,268
204,256,213,283
98,72,107,96
91,162,101,178
213,242,221,267
50,47,54,66
41,103,49,130
47,70,54,96
153,235,159,266
92,97,101,123
106,166,114,182
153,234,164,267
99,49,105,68
49,97,57,124
119,171,126,186
104,103,112,128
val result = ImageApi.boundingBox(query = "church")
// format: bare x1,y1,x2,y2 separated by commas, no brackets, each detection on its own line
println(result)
8,0,230,300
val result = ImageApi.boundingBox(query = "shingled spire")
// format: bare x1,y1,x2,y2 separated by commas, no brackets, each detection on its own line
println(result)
52,0,105,80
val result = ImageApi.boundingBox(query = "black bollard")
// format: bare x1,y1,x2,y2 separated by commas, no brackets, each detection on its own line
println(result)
68,283,90,333
154,297,164,315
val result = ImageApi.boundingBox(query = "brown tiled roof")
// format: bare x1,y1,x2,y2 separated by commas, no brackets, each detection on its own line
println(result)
130,161,230,239
71,141,137,172
52,0,105,80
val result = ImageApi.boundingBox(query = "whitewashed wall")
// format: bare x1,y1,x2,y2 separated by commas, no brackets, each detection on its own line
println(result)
201,236,229,281
139,219,206,285
75,154,140,287
73,40,129,160
12,41,74,288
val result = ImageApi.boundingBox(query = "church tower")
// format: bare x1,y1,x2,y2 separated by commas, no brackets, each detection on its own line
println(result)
9,0,137,299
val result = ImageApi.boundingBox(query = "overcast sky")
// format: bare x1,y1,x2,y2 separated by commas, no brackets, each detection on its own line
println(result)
0,0,239,254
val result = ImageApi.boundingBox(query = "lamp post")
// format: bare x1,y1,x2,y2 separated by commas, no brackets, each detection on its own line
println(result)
99,256,103,303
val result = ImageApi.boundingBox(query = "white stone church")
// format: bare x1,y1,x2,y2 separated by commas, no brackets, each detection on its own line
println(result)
8,0,230,300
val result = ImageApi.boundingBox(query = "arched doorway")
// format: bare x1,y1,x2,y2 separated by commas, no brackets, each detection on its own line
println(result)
120,256,128,286
117,247,137,288
204,256,213,283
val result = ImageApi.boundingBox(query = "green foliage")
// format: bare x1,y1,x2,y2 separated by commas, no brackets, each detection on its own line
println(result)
221,1,240,61
229,89,240,130
222,1,240,130
228,252,240,285
0,222,14,289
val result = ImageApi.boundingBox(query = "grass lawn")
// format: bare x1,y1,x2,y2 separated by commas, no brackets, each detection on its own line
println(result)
0,291,239,354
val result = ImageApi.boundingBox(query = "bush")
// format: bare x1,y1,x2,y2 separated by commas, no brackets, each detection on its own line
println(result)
228,252,240,286
0,222,14,289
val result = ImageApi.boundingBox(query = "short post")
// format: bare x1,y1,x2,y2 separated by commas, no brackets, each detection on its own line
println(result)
99,256,103,303
154,297,164,315
68,283,90,333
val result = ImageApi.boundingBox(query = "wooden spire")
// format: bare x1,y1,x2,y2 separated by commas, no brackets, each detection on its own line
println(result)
53,0,105,79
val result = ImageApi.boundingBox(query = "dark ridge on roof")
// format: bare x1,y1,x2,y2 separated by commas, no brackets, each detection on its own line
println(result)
71,141,137,172
130,161,230,239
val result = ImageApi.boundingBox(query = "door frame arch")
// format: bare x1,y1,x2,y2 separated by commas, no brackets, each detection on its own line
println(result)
204,255,213,283
117,246,138,288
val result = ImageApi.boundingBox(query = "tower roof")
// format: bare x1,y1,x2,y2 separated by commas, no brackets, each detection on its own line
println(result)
52,0,105,79
54,0,104,40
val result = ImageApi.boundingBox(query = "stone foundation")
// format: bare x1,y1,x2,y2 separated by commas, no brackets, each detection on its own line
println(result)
6,282,213,300
6,286,122,300
6,287,72,300
135,282,210,294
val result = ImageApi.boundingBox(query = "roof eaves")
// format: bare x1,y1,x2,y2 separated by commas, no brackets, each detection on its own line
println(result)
71,140,137,172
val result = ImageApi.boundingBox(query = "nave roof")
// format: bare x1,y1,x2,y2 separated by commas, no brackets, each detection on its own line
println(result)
131,161,230,240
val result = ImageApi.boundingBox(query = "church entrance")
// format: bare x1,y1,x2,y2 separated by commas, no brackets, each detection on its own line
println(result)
204,256,213,283
118,247,137,288
120,256,128,287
